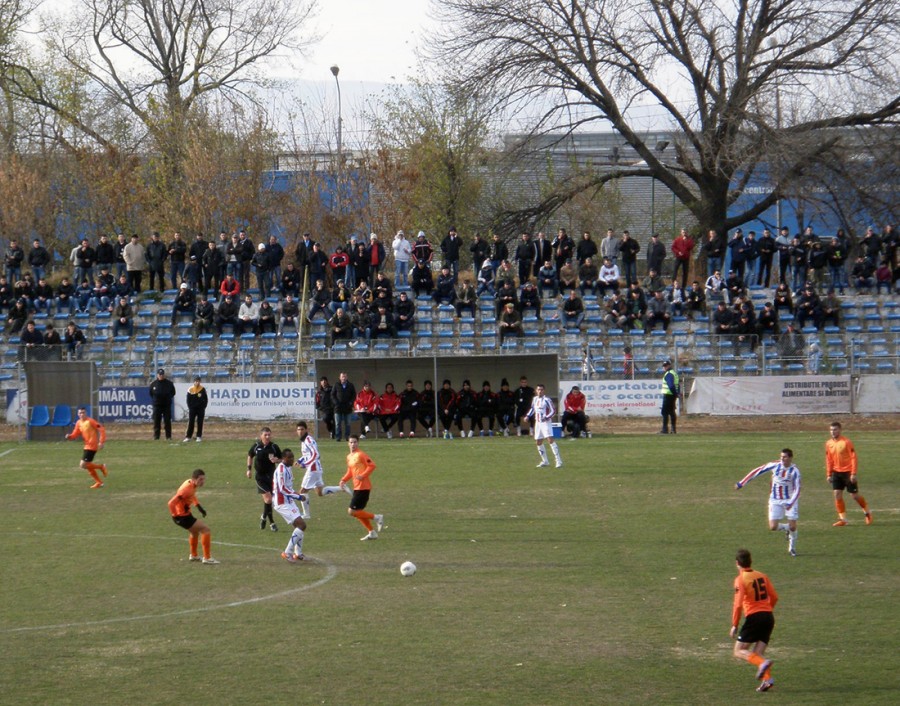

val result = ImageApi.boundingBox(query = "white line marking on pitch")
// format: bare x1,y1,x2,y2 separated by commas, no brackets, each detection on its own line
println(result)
0,448,18,458
0,532,337,634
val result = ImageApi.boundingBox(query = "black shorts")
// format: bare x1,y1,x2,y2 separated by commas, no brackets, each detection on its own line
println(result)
255,473,274,494
172,514,197,530
350,489,370,511
82,449,97,463
830,472,858,493
737,612,775,645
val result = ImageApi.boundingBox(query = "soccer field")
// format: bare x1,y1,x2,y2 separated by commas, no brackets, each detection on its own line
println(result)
0,429,897,705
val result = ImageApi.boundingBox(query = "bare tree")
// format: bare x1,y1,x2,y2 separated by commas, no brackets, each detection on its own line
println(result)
9,1,316,196
431,0,900,234
366,78,495,239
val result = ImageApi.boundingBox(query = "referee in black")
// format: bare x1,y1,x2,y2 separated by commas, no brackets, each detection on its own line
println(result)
246,426,282,531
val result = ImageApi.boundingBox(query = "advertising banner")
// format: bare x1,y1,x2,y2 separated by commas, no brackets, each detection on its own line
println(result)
172,381,317,421
559,378,661,417
688,375,851,415
856,375,900,413
97,386,154,422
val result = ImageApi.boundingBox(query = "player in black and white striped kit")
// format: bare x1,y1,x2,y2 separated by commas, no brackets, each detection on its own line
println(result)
526,384,563,469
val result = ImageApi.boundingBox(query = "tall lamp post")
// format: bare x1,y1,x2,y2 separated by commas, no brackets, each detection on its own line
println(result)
650,140,669,235
330,64,342,214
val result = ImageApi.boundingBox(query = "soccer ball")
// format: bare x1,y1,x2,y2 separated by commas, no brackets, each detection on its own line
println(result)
400,561,417,577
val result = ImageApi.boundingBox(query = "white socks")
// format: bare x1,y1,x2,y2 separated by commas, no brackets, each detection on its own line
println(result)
286,527,304,556
538,446,548,463
322,486,341,495
550,442,561,463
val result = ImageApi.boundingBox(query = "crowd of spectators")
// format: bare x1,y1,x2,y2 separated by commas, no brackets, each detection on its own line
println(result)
3,223,897,353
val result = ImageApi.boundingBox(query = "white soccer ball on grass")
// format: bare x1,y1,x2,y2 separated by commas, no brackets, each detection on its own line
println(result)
400,561,417,577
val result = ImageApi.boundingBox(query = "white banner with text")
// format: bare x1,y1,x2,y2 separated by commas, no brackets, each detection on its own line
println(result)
688,375,852,415
559,379,662,417
173,381,317,421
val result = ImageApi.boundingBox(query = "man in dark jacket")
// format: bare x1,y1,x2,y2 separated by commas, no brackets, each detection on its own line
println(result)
315,376,335,439
183,376,208,442
149,368,177,440
146,232,168,291
330,372,356,442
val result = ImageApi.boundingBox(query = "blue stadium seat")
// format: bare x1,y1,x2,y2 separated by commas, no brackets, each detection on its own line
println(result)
50,405,72,427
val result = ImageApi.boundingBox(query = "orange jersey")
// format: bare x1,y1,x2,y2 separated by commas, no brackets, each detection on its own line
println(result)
341,450,376,490
67,416,106,450
168,478,200,517
732,568,778,627
825,435,857,476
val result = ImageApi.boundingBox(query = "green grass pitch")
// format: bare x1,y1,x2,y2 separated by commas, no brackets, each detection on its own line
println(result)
0,429,897,705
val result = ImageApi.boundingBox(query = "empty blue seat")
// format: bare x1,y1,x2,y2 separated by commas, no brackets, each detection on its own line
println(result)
50,405,72,427
29,405,50,427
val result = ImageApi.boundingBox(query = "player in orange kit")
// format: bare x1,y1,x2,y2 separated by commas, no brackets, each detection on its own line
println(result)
168,469,219,564
825,421,872,526
339,435,384,541
65,406,108,489
730,548,778,692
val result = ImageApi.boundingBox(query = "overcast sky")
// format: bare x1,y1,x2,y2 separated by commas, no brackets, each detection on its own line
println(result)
292,0,433,84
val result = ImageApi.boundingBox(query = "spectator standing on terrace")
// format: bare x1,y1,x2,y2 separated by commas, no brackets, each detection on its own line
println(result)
578,230,600,266
366,233,386,280
167,232,187,289
469,233,490,277
27,239,50,282
646,233,667,275
615,231,637,287
488,233,508,275
251,243,271,299
552,228,574,274
774,226,792,285
392,230,412,285
671,229,695,290
146,232,167,291
123,234,146,293
515,233,534,285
